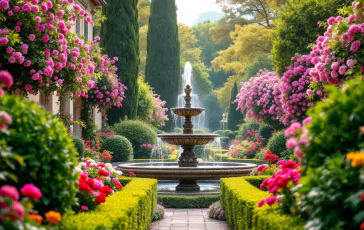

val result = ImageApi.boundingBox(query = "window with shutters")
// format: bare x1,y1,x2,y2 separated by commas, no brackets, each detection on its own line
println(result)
84,20,88,41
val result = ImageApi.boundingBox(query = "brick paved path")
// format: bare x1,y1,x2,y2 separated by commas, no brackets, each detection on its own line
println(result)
149,208,230,230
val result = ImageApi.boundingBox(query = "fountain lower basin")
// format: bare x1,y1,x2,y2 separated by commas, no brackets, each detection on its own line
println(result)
158,134,219,146
118,162,256,191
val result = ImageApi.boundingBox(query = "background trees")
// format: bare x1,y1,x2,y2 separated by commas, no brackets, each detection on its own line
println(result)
100,0,139,123
145,0,180,130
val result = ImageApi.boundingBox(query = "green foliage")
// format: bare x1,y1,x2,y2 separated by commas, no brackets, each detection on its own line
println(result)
208,201,226,220
158,195,219,208
243,176,270,189
80,104,97,141
244,54,274,80
222,130,235,140
0,95,78,215
259,124,275,146
239,118,260,139
299,156,364,230
228,81,245,131
272,0,351,75
152,204,165,221
204,92,224,130
267,131,287,157
213,130,224,135
73,136,85,156
280,149,294,160
220,177,304,230
145,0,180,130
304,80,364,167
60,178,158,230
101,135,133,162
101,0,139,122
137,77,154,123
112,120,156,157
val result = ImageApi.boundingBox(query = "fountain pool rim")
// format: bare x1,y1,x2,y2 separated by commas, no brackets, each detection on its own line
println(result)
118,162,256,169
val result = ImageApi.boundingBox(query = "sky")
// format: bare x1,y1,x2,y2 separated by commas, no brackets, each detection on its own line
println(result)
175,0,222,26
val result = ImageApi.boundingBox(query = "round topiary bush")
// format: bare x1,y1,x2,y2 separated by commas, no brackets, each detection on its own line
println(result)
267,131,287,157
222,130,235,140
112,120,156,158
72,136,84,156
240,118,260,139
259,124,275,146
0,95,79,215
101,135,133,162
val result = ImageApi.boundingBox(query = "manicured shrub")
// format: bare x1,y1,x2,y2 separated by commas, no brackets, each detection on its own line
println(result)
259,124,274,146
0,95,78,215
73,136,85,156
158,195,219,208
213,130,224,135
113,120,156,157
239,118,260,139
101,135,133,162
220,177,303,230
208,201,226,220
60,178,158,230
267,131,287,157
222,130,235,140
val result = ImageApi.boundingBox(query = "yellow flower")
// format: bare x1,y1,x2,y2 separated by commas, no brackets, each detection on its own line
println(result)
45,211,62,225
346,151,364,167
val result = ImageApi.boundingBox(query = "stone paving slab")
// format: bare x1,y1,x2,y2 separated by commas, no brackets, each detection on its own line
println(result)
149,208,230,230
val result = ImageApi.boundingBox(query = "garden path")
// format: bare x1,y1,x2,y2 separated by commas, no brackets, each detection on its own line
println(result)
149,208,230,230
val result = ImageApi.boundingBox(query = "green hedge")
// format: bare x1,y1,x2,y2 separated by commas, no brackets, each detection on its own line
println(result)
127,150,179,163
207,152,265,164
243,176,269,189
158,195,219,208
220,177,303,230
60,178,158,230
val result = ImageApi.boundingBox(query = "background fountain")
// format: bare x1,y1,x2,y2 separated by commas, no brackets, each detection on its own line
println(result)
118,85,257,192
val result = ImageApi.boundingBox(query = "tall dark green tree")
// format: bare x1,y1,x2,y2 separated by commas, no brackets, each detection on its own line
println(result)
100,0,139,124
145,0,180,130
227,81,244,130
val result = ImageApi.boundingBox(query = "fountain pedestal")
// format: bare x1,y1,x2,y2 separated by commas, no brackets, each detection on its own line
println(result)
178,145,198,167
176,179,200,192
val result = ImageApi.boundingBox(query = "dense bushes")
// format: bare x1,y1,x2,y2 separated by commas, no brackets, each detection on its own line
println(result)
158,195,219,208
60,178,158,230
220,177,303,230
0,95,78,215
267,131,287,157
101,135,133,162
73,137,85,156
239,118,260,139
259,125,274,146
113,120,156,158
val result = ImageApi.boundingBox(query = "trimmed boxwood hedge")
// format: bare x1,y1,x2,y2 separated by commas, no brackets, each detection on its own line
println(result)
158,195,219,208
220,177,303,230
206,150,265,164
101,135,133,162
60,178,158,230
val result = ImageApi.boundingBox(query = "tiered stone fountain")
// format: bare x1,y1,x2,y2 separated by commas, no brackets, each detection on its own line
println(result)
118,85,256,192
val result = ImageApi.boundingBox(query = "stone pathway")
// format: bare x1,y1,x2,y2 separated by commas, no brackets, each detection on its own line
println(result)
149,208,230,230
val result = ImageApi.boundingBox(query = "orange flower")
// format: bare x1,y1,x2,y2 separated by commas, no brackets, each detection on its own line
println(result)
29,213,42,224
45,211,62,225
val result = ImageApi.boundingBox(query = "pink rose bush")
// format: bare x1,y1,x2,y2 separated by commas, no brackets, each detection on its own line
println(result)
0,0,126,109
0,70,13,131
74,159,123,212
151,94,168,127
258,160,301,213
284,117,312,160
236,71,283,127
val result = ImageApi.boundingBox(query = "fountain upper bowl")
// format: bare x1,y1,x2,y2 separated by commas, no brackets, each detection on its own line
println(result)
171,108,205,117
157,134,219,146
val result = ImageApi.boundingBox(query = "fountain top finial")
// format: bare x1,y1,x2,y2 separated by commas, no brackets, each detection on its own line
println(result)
184,84,192,108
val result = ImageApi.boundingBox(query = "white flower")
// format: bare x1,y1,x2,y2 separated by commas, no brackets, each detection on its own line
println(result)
105,163,112,169
90,162,97,167
115,170,123,176
79,162,86,167
87,159,95,163
74,167,83,173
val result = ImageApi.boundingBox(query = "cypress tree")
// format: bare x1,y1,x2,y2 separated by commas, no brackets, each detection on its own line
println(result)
100,0,139,124
228,81,244,130
145,0,180,130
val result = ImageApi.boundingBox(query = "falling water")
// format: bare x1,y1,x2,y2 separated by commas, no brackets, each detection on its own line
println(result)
150,137,168,165
174,62,206,129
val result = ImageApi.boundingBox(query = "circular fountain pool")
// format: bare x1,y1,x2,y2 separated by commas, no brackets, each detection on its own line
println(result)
118,162,256,180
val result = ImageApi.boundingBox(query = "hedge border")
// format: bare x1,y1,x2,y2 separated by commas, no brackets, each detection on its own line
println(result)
158,195,219,208
128,150,179,163
207,151,265,164
60,178,158,230
220,177,303,230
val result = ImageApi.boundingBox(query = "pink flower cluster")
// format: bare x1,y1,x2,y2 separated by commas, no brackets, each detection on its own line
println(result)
151,93,168,127
0,71,13,130
235,71,283,125
140,143,153,148
0,183,42,221
258,160,301,208
284,117,312,160
0,0,126,109
309,1,364,87
280,55,317,125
